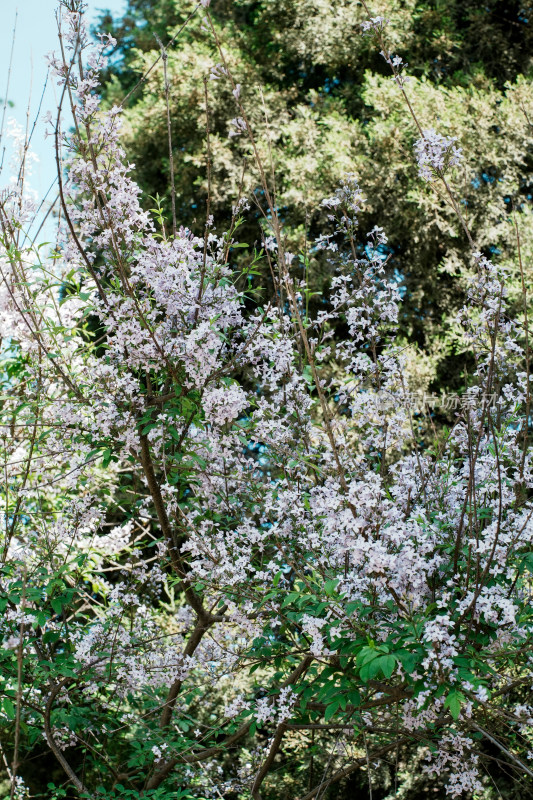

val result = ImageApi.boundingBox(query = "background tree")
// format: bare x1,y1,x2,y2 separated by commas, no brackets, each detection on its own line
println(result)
96,0,533,401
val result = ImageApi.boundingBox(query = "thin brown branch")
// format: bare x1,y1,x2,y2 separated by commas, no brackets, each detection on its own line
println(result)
44,679,90,795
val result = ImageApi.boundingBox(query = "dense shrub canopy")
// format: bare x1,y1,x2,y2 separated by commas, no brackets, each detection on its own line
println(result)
1,3,533,800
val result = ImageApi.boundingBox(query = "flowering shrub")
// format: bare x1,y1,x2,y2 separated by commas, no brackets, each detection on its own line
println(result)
414,129,463,183
1,3,533,799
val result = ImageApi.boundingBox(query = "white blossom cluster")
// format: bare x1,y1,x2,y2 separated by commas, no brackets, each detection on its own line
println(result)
414,128,463,181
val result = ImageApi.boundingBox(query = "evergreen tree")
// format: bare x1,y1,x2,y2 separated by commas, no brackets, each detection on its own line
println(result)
97,0,533,402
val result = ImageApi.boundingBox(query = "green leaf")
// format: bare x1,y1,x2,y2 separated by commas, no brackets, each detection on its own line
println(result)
51,595,70,615
444,689,465,720
378,654,396,679
324,699,341,721
282,591,300,607
519,552,533,575
347,690,361,706
4,697,15,719
357,646,378,667
345,601,359,616
368,657,384,680
359,662,373,683
324,579,338,596
396,650,417,674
